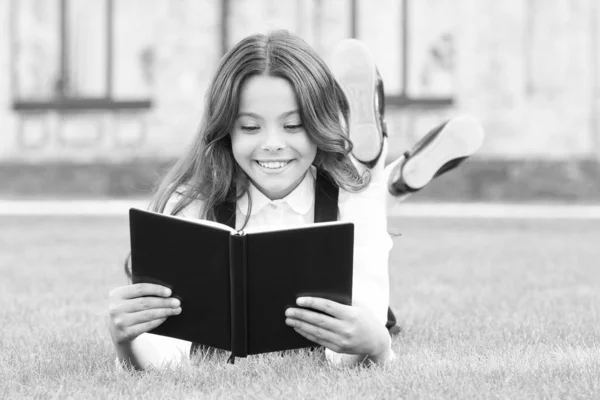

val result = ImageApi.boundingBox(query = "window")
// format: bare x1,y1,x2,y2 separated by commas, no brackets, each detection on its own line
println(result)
357,0,455,107
223,0,353,56
12,0,153,111
220,0,454,109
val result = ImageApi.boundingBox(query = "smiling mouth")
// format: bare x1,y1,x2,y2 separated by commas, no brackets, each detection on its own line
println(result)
255,160,292,169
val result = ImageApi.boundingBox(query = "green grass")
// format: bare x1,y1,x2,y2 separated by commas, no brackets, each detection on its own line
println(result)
1,215,599,399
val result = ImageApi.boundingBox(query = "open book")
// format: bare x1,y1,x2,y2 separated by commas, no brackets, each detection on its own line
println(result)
129,208,354,360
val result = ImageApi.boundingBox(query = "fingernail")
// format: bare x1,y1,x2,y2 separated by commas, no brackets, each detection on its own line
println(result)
174,307,182,314
296,297,307,306
171,299,180,307
164,288,172,297
285,318,293,326
285,309,293,317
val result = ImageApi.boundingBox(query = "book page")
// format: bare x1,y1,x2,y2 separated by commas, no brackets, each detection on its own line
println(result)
243,220,352,235
130,208,236,233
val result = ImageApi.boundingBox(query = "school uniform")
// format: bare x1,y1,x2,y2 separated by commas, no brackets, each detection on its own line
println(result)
139,165,395,365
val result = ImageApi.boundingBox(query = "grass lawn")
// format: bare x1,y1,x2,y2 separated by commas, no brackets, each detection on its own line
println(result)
0,214,598,399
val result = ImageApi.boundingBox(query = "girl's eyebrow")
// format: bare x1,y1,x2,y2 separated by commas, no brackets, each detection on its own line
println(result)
280,110,300,118
237,110,299,119
237,112,261,119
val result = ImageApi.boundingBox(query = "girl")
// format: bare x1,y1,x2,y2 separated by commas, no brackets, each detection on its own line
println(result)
108,30,394,369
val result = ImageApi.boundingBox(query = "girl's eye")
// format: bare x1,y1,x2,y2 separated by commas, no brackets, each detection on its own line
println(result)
285,124,303,132
241,125,260,132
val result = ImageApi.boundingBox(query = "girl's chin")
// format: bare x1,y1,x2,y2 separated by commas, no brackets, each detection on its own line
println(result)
253,182,295,200
250,174,307,200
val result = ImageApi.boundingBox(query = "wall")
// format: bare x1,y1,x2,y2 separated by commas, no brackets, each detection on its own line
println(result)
0,0,599,164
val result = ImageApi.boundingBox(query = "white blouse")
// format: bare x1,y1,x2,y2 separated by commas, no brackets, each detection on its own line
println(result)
140,165,393,365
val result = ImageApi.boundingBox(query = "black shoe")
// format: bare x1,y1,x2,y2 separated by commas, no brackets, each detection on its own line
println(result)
389,115,485,195
375,69,388,141
331,39,385,168
386,307,402,336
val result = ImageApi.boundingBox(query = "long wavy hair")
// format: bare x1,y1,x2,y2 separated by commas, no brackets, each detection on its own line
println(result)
147,30,369,222
123,31,373,278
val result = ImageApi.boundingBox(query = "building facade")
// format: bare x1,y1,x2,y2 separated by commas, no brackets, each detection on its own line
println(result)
1,0,599,166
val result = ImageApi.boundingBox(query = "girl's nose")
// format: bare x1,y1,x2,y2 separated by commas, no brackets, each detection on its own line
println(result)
261,128,286,151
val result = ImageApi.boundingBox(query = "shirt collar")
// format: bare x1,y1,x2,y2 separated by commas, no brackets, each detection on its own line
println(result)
238,168,316,216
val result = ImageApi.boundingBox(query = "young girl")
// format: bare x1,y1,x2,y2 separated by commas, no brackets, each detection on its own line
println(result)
108,30,394,369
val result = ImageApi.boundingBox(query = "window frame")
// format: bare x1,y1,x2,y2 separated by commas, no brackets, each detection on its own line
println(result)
353,0,454,109
11,0,152,112
220,0,453,109
395,0,454,108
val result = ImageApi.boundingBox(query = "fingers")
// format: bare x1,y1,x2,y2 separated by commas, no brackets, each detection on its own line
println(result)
128,318,169,339
285,306,346,352
285,307,342,332
286,318,339,350
111,283,172,300
119,296,181,314
108,283,181,344
123,307,182,327
285,298,367,354
292,326,338,351
115,317,169,343
109,284,180,315
295,297,350,319
110,305,181,343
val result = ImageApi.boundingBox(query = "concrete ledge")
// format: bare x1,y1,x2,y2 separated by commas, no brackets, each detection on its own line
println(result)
2,159,600,202
0,160,172,199
2,199,600,219
409,158,600,203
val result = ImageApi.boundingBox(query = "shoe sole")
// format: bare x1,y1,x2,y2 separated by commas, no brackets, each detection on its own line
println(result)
402,115,485,189
330,40,382,163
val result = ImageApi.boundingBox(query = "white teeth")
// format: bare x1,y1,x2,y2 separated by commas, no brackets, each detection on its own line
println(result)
257,161,289,169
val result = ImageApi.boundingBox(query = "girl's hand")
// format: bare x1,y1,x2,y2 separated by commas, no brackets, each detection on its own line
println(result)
108,283,182,346
284,297,390,359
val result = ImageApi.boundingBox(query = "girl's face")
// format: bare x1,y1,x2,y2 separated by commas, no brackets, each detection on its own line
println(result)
230,75,318,200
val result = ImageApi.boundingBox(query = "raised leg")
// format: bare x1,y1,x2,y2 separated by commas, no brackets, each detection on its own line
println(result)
387,115,485,196
331,39,400,335
330,39,385,169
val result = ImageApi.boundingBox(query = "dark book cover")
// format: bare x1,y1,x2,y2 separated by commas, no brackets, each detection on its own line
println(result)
129,208,353,358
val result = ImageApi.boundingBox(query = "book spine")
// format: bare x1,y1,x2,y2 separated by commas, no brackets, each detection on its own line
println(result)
229,233,248,358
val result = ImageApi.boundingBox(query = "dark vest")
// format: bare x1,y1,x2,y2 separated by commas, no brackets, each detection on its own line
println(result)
194,171,399,358
214,170,398,333
215,169,340,228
